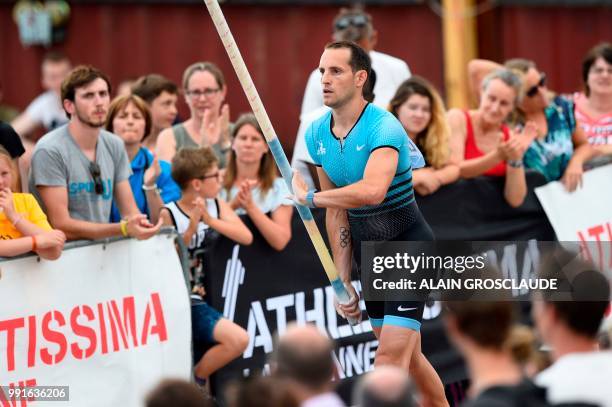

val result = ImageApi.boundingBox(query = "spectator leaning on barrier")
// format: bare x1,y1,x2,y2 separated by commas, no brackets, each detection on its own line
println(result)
156,62,232,168
389,76,459,196
469,58,596,191
291,5,412,191
160,146,251,387
105,94,180,224
270,323,345,407
448,69,537,208
29,65,162,241
220,113,293,251
0,146,65,259
131,74,179,152
573,42,612,154
533,254,612,406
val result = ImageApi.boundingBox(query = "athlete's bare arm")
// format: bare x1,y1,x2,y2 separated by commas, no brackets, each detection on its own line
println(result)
293,147,399,210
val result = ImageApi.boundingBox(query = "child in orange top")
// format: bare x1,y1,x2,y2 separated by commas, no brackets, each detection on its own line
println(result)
0,146,66,259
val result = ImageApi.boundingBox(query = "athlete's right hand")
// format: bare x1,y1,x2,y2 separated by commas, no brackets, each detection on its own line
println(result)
334,285,362,323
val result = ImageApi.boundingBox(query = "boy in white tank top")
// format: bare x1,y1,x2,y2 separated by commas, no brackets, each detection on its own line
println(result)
160,147,253,388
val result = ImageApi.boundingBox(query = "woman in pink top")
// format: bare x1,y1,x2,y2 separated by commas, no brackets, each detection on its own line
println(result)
574,43,612,155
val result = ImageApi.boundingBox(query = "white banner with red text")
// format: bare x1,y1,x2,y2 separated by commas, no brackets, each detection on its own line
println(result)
0,233,192,407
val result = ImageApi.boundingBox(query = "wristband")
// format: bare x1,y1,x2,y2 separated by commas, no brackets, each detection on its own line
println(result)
306,189,317,208
142,183,161,193
507,159,524,168
31,235,37,252
120,219,129,237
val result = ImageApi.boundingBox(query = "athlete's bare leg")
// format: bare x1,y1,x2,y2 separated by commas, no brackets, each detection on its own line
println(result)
374,325,448,407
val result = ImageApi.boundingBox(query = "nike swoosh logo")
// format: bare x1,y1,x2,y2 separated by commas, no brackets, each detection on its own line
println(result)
397,306,418,312
356,144,365,151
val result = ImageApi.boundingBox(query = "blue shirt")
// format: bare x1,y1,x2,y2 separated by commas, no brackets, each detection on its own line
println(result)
305,103,424,217
110,147,181,222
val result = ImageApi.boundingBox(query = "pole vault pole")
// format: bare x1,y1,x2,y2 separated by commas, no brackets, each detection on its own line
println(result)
202,0,359,326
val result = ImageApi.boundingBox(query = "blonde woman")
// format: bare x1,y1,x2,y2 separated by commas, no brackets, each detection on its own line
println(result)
389,76,459,195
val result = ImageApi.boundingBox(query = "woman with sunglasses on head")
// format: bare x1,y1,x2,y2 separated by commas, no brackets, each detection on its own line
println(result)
389,76,459,196
448,69,536,207
220,113,293,251
0,145,66,259
156,62,231,168
469,59,595,192
573,43,612,155
105,95,181,224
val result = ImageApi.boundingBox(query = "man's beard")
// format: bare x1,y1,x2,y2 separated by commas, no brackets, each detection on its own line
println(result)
75,107,106,128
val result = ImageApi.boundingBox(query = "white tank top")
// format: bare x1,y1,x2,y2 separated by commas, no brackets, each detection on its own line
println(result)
163,199,220,252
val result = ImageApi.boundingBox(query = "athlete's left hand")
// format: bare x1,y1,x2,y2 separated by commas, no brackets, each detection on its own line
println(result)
290,170,308,206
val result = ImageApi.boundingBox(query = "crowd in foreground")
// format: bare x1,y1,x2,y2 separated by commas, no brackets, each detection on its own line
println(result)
1,5,611,407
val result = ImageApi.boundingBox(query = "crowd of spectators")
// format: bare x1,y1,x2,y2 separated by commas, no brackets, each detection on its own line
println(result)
1,4,611,407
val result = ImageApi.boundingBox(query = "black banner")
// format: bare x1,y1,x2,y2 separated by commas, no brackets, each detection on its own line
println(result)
204,172,555,404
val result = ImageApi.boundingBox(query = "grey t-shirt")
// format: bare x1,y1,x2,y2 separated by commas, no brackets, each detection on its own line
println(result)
29,124,131,223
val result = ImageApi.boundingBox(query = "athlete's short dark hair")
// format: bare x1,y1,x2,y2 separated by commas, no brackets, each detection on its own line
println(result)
325,40,371,77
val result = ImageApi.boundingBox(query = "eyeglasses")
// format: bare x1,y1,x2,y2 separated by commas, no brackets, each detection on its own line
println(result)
89,162,104,195
334,14,369,31
199,172,221,181
526,73,547,98
590,66,612,76
186,88,220,99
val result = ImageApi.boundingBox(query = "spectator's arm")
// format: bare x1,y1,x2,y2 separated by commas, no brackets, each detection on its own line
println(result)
10,112,38,138
434,163,460,186
37,185,122,240
593,144,612,155
562,125,596,192
211,199,253,246
503,165,527,208
114,180,142,219
468,59,503,101
143,188,164,224
0,237,36,257
244,203,292,251
155,127,176,163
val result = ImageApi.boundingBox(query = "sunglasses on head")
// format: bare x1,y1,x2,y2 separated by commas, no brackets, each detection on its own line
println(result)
89,162,104,195
334,14,369,31
526,73,547,98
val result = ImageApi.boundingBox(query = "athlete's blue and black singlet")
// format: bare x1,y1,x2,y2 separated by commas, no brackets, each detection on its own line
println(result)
305,103,434,331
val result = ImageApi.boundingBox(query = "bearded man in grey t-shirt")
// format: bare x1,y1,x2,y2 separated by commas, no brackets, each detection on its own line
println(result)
29,65,161,241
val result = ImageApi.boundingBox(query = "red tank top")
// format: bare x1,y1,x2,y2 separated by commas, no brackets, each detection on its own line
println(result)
463,111,510,177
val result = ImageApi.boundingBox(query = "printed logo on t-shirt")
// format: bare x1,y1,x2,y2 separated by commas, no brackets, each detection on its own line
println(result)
68,179,113,200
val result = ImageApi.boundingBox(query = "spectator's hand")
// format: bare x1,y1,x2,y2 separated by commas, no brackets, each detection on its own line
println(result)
561,162,583,192
143,154,161,188
194,197,213,224
291,170,308,205
236,180,257,212
500,138,524,161
187,198,206,226
0,187,17,221
415,171,441,196
517,121,538,151
219,104,231,149
126,214,162,240
334,284,362,323
193,284,206,298
35,229,66,250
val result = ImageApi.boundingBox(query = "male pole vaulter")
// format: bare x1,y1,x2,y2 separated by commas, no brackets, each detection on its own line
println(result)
292,41,448,407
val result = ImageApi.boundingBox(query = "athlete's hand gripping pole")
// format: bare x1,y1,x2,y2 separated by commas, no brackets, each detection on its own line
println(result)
202,0,360,325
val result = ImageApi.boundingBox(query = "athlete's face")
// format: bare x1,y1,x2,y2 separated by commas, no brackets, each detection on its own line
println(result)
319,48,365,109
65,78,110,128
